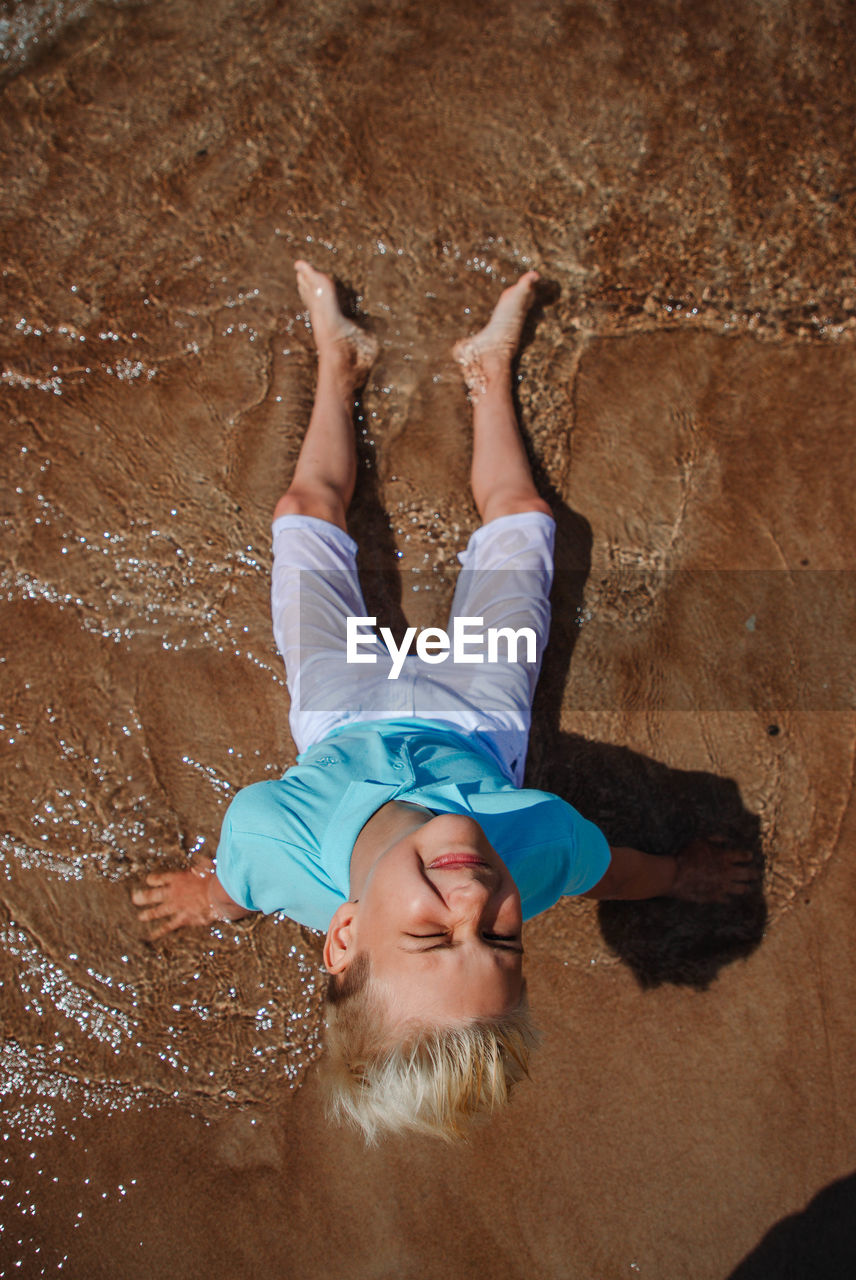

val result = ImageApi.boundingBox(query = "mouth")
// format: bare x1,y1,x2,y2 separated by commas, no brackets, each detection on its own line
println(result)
427,854,489,870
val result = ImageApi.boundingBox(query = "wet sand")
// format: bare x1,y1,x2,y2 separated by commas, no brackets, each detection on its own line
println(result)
2,0,855,1275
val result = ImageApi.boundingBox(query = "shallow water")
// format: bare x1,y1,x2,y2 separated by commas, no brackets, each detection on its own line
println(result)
2,0,856,1273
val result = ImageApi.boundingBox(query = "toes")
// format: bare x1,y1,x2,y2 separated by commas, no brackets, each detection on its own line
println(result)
294,260,328,307
503,270,539,301
294,259,332,293
507,270,539,289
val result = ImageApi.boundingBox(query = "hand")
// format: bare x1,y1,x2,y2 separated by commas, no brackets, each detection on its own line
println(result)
132,855,220,940
670,836,761,904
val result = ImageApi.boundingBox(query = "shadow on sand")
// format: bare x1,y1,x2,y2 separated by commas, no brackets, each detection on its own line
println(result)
529,500,767,989
728,1171,856,1280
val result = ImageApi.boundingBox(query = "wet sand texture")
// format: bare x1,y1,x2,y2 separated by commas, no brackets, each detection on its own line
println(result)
2,0,855,1276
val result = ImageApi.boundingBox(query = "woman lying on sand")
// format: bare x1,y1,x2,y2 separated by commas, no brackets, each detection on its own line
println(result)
132,262,757,1142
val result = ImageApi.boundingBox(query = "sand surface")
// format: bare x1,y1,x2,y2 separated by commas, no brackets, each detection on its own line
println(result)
1,0,855,1275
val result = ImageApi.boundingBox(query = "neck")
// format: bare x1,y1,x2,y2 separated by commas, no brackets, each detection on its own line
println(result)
349,800,434,898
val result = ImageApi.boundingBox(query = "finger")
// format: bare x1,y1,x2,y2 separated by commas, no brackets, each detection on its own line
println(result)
724,865,758,881
150,906,202,939
136,902,176,922
713,852,754,872
145,873,175,888
730,856,760,873
147,918,183,941
728,870,762,892
132,887,165,906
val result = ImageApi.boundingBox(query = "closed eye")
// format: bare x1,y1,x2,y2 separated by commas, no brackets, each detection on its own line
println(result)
400,932,451,953
482,933,524,953
401,932,523,954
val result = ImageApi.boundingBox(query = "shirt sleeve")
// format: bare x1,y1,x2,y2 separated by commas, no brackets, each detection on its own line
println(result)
214,781,343,930
562,811,611,896
463,788,612,919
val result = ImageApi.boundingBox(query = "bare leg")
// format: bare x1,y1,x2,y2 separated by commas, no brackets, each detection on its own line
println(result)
453,271,552,525
273,261,378,531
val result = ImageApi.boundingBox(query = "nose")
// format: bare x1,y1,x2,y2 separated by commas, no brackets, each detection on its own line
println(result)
440,874,493,919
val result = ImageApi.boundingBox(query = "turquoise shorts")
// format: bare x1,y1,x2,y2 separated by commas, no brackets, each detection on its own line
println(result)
270,510,556,786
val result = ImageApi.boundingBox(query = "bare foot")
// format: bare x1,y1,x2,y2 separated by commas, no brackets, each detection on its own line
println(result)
453,270,540,400
670,837,761,904
131,855,251,939
294,259,377,388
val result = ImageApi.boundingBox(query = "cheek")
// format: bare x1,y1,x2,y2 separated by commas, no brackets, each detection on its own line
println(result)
402,882,448,928
364,869,429,929
497,887,523,927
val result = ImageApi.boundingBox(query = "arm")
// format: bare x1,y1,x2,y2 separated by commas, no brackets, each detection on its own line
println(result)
132,855,256,940
583,838,758,902
583,845,676,900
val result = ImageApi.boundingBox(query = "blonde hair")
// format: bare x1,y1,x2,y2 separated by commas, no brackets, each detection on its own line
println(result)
322,953,538,1144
